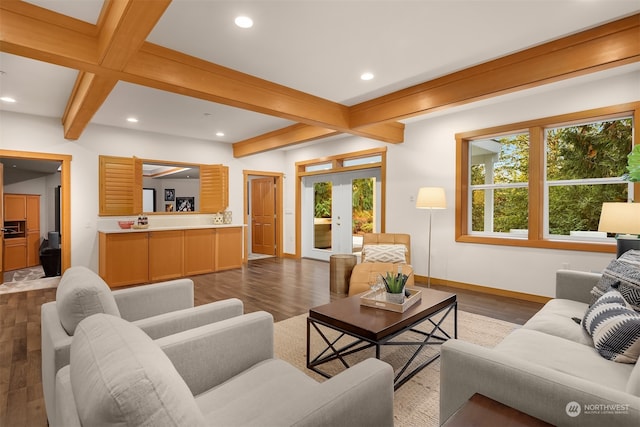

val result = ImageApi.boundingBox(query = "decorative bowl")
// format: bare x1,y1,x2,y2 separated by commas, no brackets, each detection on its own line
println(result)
118,220,134,229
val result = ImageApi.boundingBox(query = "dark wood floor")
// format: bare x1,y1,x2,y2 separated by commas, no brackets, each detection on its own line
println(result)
0,257,543,427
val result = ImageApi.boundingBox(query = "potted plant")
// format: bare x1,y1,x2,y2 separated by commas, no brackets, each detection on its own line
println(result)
381,270,410,304
623,144,640,182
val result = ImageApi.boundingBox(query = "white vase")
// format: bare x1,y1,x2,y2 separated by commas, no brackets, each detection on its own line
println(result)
386,292,405,304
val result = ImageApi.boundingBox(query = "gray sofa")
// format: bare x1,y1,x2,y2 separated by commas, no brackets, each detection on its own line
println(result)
54,312,395,427
41,266,244,424
440,269,640,426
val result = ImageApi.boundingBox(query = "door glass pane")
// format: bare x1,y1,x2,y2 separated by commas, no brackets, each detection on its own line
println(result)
313,181,332,250
352,177,375,253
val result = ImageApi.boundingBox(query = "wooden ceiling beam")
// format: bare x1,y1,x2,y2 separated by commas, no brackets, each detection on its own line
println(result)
0,0,403,144
61,0,170,140
62,72,118,139
349,13,640,127
232,121,404,158
230,13,639,157
233,124,341,158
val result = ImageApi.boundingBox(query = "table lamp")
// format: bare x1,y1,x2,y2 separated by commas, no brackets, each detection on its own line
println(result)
416,187,446,287
598,202,640,258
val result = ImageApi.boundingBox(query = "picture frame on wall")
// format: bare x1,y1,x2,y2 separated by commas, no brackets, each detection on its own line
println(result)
164,188,175,201
176,197,194,212
165,203,174,212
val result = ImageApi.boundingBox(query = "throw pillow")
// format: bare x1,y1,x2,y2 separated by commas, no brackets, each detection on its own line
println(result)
362,244,407,263
590,250,640,312
56,266,121,335
582,289,640,363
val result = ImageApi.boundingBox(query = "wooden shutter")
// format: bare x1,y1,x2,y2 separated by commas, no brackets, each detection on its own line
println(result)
200,165,228,213
99,156,142,216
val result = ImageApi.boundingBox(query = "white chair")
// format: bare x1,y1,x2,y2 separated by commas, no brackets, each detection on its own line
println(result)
41,266,243,424
54,312,394,427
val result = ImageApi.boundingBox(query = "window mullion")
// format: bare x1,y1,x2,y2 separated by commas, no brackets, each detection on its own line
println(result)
529,126,544,241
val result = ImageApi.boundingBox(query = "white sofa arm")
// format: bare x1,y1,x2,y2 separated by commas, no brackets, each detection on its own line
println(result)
440,340,640,426
556,269,602,303
134,298,243,339
112,278,195,321
156,311,274,396
53,366,81,427
296,358,394,426
41,302,73,424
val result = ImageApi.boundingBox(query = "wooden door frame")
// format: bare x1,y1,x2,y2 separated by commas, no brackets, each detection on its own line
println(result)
243,170,284,261
0,149,72,272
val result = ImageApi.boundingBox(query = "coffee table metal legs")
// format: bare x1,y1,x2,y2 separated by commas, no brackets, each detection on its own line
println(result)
307,302,457,390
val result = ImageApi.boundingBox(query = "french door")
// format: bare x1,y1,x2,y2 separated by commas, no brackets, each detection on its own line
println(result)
302,169,381,261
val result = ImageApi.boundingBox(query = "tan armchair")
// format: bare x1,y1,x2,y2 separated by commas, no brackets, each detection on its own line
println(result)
348,233,414,296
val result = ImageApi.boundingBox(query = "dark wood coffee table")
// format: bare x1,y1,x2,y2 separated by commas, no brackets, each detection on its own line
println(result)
307,287,457,389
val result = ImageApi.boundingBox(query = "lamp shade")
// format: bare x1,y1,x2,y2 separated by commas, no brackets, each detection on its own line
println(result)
416,187,446,209
598,202,640,235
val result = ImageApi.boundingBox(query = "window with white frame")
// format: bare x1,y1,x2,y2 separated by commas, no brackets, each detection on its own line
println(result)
469,133,529,236
545,117,632,239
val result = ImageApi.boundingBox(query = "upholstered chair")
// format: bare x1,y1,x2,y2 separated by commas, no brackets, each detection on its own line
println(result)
348,233,414,296
54,312,395,427
41,266,243,425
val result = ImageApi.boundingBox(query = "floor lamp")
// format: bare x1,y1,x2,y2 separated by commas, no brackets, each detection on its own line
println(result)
416,187,446,287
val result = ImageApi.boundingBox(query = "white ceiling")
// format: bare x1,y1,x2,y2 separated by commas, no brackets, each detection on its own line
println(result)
0,0,639,146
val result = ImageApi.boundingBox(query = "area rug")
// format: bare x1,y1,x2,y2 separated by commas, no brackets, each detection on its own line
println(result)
274,310,518,427
0,266,60,294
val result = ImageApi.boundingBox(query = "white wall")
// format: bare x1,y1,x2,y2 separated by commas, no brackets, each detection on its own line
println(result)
1,67,638,297
283,68,640,298
0,113,286,271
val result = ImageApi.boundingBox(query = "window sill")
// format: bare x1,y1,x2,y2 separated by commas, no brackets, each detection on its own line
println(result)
455,235,616,253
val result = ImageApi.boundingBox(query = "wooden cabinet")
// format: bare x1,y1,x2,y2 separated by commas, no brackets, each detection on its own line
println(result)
215,227,243,271
4,237,27,271
26,195,41,267
98,226,242,287
3,194,40,270
4,194,27,220
99,232,149,288
149,230,184,282
184,228,215,275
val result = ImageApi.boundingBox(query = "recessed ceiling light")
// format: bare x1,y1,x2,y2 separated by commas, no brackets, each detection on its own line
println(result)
360,72,374,81
216,132,225,137
126,117,138,123
235,16,253,28
1,96,16,103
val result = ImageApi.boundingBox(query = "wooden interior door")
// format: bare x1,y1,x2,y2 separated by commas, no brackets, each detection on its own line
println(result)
251,177,276,255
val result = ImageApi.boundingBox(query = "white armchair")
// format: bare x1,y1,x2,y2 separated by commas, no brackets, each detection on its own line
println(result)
54,312,395,427
41,266,243,424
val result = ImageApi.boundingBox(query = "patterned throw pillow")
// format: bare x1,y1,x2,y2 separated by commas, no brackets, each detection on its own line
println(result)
362,244,407,263
582,289,640,363
591,250,640,312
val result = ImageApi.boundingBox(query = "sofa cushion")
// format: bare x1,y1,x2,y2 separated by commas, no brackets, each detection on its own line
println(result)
71,313,206,426
56,266,120,335
590,250,640,311
582,289,640,363
521,298,593,346
362,244,407,263
196,358,317,426
495,328,635,392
